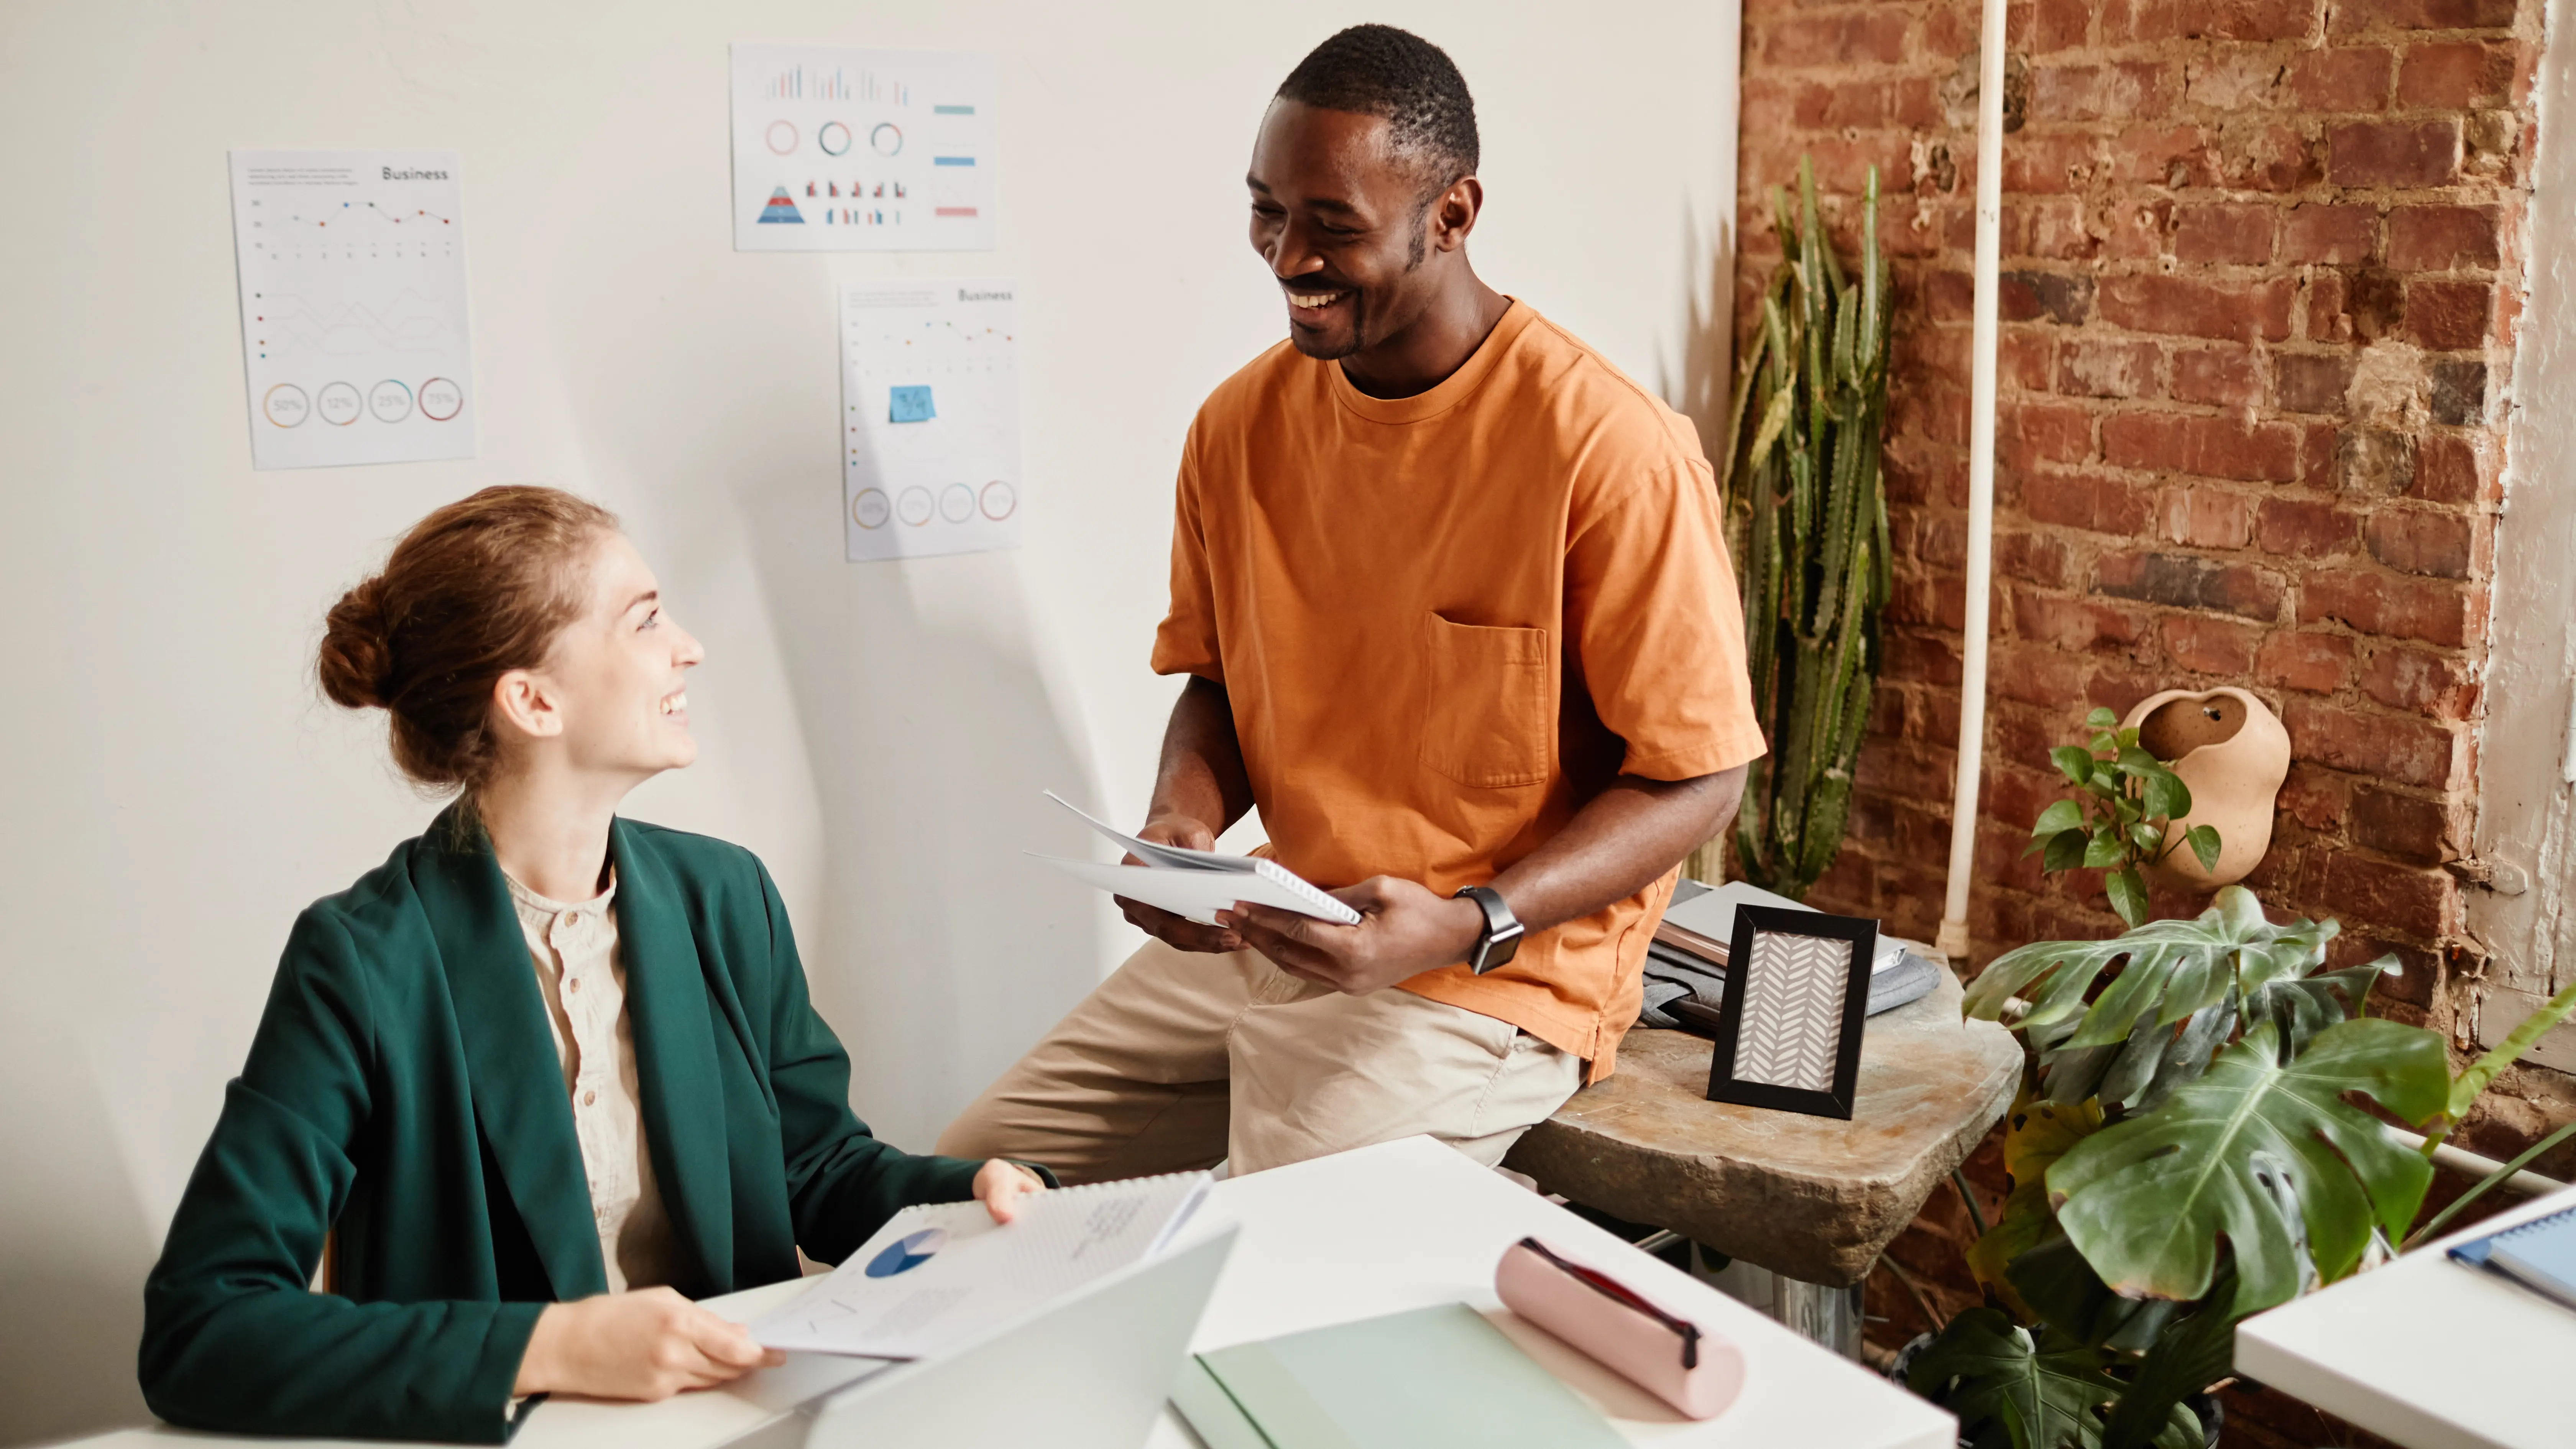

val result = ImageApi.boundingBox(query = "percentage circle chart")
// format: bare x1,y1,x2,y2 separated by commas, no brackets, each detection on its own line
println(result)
418,378,463,421
765,119,798,156
368,380,414,423
851,488,892,529
980,480,1018,520
315,382,363,426
869,122,903,156
939,483,976,523
262,384,310,428
817,120,852,157
896,486,936,526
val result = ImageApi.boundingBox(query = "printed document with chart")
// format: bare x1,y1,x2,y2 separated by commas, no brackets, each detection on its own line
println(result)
729,44,997,251
227,151,474,470
750,1171,1212,1359
840,279,1022,562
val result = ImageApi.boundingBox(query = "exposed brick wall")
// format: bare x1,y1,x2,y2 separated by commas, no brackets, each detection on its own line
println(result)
1736,0,2549,1078
1734,1,2556,1441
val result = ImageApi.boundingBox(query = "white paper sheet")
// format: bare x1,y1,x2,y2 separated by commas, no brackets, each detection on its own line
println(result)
841,279,1022,562
730,44,997,252
752,1172,1211,1359
228,151,475,470
1033,856,1364,927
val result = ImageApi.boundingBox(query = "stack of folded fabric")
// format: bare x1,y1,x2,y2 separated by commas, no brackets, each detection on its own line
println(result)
1638,879,1943,1033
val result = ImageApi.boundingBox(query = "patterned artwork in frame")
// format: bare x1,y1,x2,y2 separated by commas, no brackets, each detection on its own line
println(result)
1703,904,1878,1120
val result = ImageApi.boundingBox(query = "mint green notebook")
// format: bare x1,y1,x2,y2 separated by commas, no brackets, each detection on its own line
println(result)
1169,1303,1625,1449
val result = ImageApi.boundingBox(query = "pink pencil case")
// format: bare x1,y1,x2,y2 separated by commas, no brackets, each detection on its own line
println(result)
1495,1236,1745,1420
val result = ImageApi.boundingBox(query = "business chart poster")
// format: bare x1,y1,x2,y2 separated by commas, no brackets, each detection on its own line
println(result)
731,44,997,252
841,279,1021,562
227,151,474,470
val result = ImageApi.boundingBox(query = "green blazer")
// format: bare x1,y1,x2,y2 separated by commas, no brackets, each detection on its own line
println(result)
141,808,1001,1442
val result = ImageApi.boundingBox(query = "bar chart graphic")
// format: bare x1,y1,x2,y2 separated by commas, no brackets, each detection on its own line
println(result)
228,150,474,470
731,44,996,252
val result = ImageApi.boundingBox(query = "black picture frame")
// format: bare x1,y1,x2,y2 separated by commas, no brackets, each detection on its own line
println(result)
1702,904,1878,1120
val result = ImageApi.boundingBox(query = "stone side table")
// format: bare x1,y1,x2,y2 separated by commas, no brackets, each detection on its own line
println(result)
1504,961,2021,1356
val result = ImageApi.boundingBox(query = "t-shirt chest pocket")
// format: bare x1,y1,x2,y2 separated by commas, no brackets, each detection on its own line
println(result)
1417,612,1552,789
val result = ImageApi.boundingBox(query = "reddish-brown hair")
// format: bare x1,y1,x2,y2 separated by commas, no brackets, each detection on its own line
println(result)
319,485,621,791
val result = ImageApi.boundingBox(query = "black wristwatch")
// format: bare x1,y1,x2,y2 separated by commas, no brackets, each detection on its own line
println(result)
1454,885,1525,975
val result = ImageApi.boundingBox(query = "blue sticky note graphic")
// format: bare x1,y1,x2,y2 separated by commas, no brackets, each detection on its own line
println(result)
889,386,935,423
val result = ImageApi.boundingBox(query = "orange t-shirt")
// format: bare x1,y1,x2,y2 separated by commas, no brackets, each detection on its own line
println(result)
1150,301,1766,1079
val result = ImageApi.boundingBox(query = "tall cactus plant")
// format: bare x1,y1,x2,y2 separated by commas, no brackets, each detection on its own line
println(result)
1719,158,1893,900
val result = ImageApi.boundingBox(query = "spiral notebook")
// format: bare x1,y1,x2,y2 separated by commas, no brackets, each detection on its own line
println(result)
2448,1202,2576,1312
750,1170,1213,1359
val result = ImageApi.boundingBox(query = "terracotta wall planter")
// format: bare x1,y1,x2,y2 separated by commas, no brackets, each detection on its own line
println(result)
2122,688,2290,891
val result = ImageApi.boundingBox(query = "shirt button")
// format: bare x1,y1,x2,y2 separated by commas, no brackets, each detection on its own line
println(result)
568,978,582,993
559,912,578,930
583,1089,597,1106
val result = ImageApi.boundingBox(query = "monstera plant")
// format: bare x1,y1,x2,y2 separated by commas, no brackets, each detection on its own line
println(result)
1902,887,2576,1449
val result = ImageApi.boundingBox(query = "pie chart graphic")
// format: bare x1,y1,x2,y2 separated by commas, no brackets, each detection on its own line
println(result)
851,488,891,529
818,121,852,156
864,1227,947,1278
979,481,1017,520
897,486,935,526
765,119,798,155
939,483,976,523
870,122,903,156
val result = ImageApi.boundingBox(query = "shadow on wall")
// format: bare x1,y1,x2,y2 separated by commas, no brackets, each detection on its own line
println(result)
0,996,155,1444
737,463,1106,1151
1660,206,1740,479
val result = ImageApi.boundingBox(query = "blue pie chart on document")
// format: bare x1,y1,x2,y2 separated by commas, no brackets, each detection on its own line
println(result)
865,1227,948,1278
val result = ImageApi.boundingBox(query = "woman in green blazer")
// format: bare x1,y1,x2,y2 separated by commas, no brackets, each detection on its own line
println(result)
141,487,1048,1441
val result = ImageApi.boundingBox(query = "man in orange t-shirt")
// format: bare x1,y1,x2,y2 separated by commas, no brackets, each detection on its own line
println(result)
940,26,1763,1182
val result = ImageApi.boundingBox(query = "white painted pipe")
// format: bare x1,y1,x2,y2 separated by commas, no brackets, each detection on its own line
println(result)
1936,0,2010,961
2382,1124,2568,1199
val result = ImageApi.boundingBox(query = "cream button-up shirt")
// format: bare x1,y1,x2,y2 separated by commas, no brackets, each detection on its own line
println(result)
503,868,683,1295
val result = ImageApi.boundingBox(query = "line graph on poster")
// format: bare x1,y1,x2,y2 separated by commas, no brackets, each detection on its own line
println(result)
841,279,1021,562
229,150,473,470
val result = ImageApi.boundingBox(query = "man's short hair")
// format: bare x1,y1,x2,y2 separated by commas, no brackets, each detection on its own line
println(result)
1276,25,1480,195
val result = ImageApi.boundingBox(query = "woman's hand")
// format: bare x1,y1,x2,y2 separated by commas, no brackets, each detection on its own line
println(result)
974,1158,1048,1223
512,1288,784,1400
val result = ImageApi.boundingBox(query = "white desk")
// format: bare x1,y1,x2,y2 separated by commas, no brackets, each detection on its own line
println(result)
2235,1181,2576,1449
73,1136,1954,1449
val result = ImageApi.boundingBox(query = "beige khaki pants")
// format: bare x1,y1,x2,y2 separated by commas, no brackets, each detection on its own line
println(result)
936,939,1583,1183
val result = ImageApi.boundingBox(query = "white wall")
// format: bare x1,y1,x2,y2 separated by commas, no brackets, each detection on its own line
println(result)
0,0,1737,1439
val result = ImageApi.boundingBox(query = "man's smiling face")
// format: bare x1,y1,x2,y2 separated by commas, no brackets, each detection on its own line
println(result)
1247,100,1450,361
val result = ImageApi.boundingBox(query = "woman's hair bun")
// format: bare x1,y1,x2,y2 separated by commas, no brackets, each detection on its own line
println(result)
318,574,396,710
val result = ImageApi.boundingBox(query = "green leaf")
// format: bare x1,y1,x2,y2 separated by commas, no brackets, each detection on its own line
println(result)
2183,825,2221,873
2139,767,2191,823
2241,956,2392,1060
2047,1018,2451,1314
1907,1309,2123,1449
2005,1230,2177,1352
2106,867,2149,929
2043,829,2091,872
2085,707,2118,730
1967,1093,2104,1321
2100,1267,2247,1449
2029,800,2085,843
2051,745,2097,787
1964,887,2330,1053
2083,830,2126,869
2446,976,2576,1122
2127,821,2164,857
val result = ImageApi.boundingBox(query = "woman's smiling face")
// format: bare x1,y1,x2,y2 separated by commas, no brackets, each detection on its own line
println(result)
519,531,705,782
